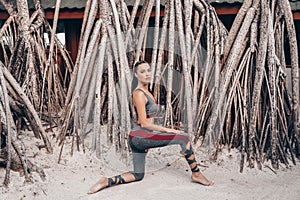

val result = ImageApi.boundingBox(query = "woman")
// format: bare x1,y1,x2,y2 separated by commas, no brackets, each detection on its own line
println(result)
88,61,213,194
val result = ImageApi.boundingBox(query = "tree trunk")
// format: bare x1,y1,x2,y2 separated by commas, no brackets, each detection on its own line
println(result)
279,0,300,154
1,65,52,153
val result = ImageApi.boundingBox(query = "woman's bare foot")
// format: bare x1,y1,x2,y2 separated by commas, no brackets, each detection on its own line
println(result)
87,177,108,194
191,172,214,186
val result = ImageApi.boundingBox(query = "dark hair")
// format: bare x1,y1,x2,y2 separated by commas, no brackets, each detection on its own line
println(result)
131,60,148,92
133,60,148,73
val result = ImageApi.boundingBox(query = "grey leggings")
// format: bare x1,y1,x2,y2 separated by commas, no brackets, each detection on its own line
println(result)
128,126,194,181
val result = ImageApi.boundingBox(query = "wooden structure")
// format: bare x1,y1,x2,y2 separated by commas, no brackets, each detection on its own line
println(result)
0,0,300,64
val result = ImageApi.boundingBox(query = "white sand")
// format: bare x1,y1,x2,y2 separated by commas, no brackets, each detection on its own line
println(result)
1,130,300,200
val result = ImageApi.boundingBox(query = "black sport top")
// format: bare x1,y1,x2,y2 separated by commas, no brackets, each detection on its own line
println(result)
135,88,158,118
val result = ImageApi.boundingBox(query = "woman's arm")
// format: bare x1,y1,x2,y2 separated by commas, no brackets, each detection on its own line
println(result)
133,90,182,134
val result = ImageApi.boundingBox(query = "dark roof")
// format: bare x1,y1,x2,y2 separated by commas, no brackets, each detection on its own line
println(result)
40,0,86,9
125,0,300,11
0,0,86,11
0,0,299,12
208,0,300,11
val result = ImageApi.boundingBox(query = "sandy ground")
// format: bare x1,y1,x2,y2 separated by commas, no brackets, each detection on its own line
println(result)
1,129,300,200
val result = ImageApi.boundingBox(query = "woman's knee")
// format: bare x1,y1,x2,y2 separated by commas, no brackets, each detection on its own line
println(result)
178,132,191,144
133,172,145,181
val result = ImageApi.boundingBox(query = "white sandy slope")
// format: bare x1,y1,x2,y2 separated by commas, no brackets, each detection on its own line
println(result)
1,129,300,200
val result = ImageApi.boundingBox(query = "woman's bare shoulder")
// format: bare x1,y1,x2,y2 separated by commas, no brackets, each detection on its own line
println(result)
133,89,144,97
132,89,146,103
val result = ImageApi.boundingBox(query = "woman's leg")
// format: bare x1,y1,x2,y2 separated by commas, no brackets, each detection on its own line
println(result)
129,130,190,150
183,142,214,186
87,172,136,194
130,130,213,186
88,144,147,194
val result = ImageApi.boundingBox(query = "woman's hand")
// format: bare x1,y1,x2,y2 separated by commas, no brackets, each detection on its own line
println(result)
165,128,183,134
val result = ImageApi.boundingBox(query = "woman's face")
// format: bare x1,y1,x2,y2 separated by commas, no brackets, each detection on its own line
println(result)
135,63,152,84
